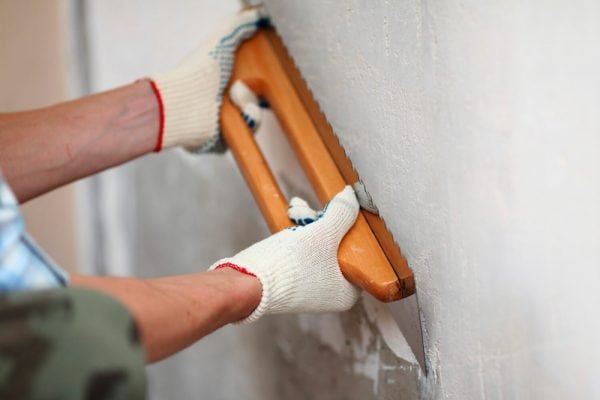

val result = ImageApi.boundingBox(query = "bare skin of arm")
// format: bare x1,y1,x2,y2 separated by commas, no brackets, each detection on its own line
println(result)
0,80,263,362
71,268,262,363
0,79,158,202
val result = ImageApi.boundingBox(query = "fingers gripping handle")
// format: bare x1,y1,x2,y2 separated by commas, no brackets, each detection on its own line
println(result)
220,29,403,302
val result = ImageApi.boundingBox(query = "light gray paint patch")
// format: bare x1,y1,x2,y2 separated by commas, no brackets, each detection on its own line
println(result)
264,1,600,399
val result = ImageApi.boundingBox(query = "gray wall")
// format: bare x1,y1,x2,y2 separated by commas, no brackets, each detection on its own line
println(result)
84,0,600,399
264,1,600,399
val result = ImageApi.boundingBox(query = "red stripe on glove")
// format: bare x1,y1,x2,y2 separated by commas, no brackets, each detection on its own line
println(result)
148,79,165,152
214,262,256,278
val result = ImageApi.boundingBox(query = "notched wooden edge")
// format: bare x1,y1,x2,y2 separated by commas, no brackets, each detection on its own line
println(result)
263,28,416,300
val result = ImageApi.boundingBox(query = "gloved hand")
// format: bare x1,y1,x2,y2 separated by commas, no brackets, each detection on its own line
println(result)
148,8,268,153
209,186,361,323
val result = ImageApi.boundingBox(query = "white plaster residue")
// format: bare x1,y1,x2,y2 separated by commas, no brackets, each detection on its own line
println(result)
362,294,417,365
297,311,382,391
352,341,380,395
350,313,380,392
297,313,346,354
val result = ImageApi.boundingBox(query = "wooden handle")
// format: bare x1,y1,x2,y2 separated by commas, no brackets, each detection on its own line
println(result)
221,30,403,302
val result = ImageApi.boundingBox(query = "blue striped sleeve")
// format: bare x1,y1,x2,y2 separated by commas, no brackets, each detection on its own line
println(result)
0,174,68,292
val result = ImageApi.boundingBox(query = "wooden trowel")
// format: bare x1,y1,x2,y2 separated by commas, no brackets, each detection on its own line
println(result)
220,27,427,374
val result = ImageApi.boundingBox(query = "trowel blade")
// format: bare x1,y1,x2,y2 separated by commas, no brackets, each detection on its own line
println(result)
388,293,427,374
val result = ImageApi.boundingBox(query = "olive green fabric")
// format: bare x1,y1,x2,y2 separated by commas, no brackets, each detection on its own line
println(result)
0,287,146,400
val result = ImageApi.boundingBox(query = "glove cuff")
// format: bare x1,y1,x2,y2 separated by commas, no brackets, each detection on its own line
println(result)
209,258,272,324
148,61,220,151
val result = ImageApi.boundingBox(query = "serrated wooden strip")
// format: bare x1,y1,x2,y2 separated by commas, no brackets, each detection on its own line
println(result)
264,28,414,296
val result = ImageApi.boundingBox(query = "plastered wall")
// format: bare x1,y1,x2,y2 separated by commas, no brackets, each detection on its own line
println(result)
264,1,600,398
84,0,600,399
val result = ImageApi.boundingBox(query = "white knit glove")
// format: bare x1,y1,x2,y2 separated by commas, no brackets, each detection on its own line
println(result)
209,186,361,323
148,8,268,152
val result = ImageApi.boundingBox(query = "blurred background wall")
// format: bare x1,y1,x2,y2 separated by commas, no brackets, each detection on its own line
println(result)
0,0,81,273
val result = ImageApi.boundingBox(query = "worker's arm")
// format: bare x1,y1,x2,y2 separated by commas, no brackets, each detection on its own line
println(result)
0,159,261,364
70,268,261,362
71,186,360,362
0,81,158,202
0,187,359,400
0,8,267,203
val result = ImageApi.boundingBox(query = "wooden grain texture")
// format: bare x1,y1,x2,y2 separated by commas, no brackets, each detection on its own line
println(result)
221,29,411,301
263,29,415,296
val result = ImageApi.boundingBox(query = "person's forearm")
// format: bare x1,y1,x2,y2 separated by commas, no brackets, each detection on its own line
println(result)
0,80,159,202
70,269,261,363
